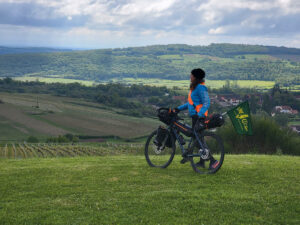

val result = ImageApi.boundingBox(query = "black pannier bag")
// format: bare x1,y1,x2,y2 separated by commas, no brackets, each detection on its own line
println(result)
205,113,225,129
154,126,172,147
173,121,193,137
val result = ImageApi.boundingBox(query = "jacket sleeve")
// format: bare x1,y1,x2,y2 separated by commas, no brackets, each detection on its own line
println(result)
177,102,188,111
198,87,210,117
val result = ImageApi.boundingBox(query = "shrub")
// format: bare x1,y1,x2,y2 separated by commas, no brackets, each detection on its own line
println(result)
218,115,300,155
27,136,39,143
46,134,79,143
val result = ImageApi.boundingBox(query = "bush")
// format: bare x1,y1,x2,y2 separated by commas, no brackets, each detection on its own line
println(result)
27,136,39,143
273,114,289,127
217,115,300,155
46,134,79,143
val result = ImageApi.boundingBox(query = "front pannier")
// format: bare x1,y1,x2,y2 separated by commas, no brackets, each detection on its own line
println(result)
154,126,172,148
205,113,225,129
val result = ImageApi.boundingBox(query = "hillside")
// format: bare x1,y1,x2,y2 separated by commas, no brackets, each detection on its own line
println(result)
0,92,161,141
0,46,72,55
0,43,300,86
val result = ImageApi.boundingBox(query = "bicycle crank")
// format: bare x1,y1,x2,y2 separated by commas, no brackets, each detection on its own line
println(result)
199,148,210,159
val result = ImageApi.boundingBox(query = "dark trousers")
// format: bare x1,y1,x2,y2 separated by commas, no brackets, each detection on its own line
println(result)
192,115,198,129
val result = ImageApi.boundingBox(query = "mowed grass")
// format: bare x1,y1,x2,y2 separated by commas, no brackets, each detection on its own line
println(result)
0,155,299,225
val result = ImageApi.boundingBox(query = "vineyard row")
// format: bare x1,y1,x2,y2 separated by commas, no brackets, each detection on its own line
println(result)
0,143,144,159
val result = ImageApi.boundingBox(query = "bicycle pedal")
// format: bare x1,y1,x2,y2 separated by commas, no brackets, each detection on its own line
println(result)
180,157,189,164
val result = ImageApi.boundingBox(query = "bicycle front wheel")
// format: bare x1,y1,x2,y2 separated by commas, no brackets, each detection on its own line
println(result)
144,129,175,168
189,131,225,174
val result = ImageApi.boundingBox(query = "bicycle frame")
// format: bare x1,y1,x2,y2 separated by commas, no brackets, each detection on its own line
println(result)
168,122,206,158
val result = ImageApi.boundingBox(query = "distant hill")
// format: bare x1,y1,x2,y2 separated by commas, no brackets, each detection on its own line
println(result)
0,46,72,55
0,43,299,85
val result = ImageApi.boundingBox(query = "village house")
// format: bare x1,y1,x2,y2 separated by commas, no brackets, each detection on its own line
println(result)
271,106,299,116
215,94,242,107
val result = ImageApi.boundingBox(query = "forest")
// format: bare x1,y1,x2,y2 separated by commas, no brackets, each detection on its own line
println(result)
0,44,300,86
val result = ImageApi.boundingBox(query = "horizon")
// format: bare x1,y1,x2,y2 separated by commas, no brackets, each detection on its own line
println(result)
2,42,300,51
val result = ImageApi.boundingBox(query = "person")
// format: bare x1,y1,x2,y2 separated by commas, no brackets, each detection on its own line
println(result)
175,68,219,169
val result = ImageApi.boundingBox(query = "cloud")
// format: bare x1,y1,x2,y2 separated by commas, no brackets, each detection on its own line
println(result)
0,0,299,48
0,2,89,28
208,27,226,34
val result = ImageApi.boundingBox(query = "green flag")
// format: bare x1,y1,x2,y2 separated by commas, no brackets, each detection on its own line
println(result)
227,101,253,135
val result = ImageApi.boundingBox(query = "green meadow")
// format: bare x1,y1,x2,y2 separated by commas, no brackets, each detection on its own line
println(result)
113,78,275,90
0,154,299,225
13,76,276,90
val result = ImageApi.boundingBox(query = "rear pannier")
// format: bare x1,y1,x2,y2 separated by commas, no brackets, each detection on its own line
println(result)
205,113,225,129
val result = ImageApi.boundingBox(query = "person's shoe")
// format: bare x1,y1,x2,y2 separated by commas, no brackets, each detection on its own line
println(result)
195,159,205,168
209,160,219,170
180,157,189,164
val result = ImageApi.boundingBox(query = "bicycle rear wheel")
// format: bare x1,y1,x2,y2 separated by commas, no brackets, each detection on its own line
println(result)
145,129,175,168
189,131,224,174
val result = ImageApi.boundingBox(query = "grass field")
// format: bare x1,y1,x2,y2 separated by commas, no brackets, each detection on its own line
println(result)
114,78,276,90
0,93,160,141
14,76,98,86
13,76,276,90
0,154,299,224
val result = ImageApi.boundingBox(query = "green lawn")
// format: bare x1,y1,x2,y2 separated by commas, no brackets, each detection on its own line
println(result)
0,155,299,224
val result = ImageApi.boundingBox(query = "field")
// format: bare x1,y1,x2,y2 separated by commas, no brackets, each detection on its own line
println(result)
0,154,299,224
13,76,276,90
14,76,98,86
0,93,160,141
0,143,143,158
111,78,276,90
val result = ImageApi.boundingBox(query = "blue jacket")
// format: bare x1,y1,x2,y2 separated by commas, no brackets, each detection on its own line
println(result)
178,84,210,118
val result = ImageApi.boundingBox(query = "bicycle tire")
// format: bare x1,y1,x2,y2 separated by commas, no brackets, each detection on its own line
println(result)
189,131,225,174
145,129,175,168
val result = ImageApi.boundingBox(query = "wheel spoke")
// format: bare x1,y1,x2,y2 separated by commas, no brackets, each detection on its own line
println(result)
190,132,225,174
145,130,175,168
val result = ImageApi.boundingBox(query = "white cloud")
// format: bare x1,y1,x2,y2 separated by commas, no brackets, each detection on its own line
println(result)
0,0,299,48
208,27,226,34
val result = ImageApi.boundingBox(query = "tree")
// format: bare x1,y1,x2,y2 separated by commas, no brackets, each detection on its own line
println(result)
262,94,273,114
249,95,259,114
274,114,289,127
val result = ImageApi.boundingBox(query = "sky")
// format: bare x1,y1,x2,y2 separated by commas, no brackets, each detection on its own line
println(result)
0,0,300,49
